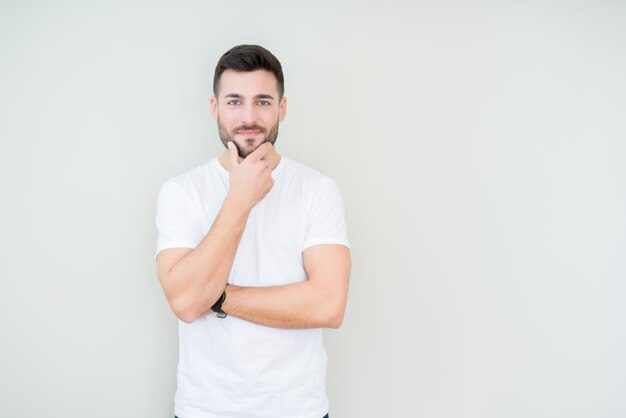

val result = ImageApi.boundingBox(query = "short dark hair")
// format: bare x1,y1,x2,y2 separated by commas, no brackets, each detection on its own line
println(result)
213,44,284,98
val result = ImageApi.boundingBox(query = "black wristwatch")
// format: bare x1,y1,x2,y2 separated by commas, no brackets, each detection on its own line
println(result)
211,290,227,318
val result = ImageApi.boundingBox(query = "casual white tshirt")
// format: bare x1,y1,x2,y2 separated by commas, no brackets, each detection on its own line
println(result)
156,156,350,418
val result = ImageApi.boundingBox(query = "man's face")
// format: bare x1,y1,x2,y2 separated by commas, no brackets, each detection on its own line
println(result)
211,69,287,158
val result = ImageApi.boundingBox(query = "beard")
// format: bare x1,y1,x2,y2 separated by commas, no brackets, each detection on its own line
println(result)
218,116,279,158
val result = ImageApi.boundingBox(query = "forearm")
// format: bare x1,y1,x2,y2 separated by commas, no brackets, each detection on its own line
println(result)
164,195,250,322
220,245,351,329
222,280,346,329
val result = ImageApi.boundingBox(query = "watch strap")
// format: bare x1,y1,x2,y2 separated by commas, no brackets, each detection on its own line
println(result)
211,290,227,318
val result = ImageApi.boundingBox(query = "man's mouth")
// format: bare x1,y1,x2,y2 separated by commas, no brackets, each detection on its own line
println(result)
237,129,262,137
236,124,264,135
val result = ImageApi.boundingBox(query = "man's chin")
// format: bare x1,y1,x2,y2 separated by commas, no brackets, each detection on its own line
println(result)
232,140,262,159
222,134,276,158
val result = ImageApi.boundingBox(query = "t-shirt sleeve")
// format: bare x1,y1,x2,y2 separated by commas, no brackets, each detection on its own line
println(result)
155,181,204,257
303,178,350,250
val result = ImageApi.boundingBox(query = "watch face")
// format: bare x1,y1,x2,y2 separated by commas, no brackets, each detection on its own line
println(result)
217,312,227,319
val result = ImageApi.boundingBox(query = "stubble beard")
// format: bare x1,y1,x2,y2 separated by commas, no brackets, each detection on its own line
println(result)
218,116,279,158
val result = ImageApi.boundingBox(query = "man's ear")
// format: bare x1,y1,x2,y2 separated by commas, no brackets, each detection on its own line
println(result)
210,96,218,120
279,96,287,122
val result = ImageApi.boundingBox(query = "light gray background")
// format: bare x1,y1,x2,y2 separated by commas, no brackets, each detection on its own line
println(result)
1,1,625,417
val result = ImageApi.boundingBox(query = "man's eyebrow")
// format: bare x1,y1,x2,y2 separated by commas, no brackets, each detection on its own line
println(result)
223,93,275,100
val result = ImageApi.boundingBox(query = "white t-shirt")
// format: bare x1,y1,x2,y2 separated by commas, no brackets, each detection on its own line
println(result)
156,156,350,418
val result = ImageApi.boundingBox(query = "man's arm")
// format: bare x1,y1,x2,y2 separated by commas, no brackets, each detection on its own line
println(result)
156,142,274,323
221,244,351,329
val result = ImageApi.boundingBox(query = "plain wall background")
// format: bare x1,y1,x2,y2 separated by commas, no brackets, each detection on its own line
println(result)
1,1,625,417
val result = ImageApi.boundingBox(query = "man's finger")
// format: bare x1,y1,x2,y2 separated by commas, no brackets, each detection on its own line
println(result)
246,142,273,163
227,141,240,166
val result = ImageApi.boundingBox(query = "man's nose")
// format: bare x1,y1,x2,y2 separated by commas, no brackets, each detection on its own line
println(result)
240,103,258,125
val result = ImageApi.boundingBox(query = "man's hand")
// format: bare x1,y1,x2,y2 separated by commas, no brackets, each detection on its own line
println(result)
227,141,274,210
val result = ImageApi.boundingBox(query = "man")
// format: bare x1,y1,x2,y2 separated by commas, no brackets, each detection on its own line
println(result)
156,44,351,418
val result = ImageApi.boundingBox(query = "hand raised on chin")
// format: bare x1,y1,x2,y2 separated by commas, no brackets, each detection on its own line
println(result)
226,141,274,210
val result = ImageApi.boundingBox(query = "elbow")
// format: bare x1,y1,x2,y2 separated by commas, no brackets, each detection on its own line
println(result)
327,315,343,329
323,305,345,329
176,311,199,324
167,284,224,324
171,298,203,324
173,306,199,324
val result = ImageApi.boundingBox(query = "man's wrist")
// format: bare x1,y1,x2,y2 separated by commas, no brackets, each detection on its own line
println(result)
224,192,255,213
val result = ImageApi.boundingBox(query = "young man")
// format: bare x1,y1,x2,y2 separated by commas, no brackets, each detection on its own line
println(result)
156,45,351,418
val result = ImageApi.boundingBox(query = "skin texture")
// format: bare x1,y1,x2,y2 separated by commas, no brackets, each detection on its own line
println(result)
156,69,351,328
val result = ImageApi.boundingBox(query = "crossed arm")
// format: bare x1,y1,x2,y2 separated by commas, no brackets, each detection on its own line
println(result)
223,244,350,328
157,242,350,328
156,143,351,328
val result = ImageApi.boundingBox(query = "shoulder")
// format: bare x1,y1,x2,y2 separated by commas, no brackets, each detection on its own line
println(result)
278,158,346,216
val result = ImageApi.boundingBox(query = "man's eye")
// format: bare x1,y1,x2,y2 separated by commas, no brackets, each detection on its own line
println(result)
227,100,240,105
257,100,270,106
